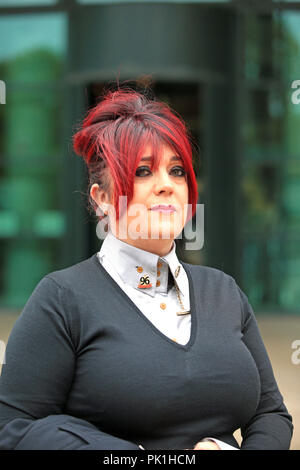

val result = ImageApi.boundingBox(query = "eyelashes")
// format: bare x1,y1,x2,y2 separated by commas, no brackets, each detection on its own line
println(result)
135,166,186,178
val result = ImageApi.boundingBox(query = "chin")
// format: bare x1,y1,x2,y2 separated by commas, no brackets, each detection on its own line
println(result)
146,223,183,241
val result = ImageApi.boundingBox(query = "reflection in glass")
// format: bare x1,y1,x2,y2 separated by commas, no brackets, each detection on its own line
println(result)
0,13,67,309
0,0,57,6
242,11,300,312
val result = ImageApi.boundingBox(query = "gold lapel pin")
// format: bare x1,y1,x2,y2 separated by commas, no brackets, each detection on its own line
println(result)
175,266,180,279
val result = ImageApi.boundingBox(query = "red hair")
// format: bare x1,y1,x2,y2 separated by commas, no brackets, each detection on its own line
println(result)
73,86,198,221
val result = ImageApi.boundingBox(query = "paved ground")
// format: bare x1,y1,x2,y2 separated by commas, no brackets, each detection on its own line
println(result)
0,311,299,450
233,315,300,450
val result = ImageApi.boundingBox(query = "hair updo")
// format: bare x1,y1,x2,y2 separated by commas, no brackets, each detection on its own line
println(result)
72,85,199,222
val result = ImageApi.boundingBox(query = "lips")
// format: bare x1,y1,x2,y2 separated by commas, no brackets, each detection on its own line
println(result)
150,204,176,212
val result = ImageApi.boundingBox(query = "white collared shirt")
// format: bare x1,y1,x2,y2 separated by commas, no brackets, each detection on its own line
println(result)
97,229,191,345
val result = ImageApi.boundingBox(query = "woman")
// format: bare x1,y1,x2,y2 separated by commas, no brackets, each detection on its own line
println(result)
0,87,293,450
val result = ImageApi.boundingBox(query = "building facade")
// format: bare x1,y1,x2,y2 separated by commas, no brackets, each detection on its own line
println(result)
1,0,300,314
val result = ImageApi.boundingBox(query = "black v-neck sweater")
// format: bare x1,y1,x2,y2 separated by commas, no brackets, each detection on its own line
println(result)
0,254,293,450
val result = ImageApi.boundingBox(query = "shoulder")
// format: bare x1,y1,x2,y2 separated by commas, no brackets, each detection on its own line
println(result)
181,260,236,287
181,260,252,324
43,254,99,292
181,261,244,307
21,254,100,338
22,255,98,310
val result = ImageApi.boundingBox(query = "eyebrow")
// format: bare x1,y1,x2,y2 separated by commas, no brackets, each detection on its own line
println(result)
140,155,182,162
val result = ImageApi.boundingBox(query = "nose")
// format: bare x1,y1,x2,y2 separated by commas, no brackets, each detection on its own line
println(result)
153,169,174,195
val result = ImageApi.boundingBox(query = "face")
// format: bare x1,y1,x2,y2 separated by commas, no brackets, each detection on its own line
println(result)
110,143,189,256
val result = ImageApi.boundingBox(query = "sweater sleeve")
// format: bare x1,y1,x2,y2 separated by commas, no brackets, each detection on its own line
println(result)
0,276,140,450
236,285,293,450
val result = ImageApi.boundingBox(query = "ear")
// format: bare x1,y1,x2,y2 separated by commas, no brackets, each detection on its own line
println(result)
90,184,111,212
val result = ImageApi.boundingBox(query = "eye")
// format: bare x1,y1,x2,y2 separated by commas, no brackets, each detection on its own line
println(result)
135,166,151,177
171,166,186,177
135,165,186,178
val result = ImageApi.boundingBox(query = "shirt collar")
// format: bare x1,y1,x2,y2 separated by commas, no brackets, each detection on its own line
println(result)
98,230,185,298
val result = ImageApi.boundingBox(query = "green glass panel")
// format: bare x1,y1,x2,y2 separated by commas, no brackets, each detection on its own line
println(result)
242,11,300,313
0,13,67,309
0,0,57,7
33,211,66,237
77,0,230,3
0,13,66,64
0,211,20,237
